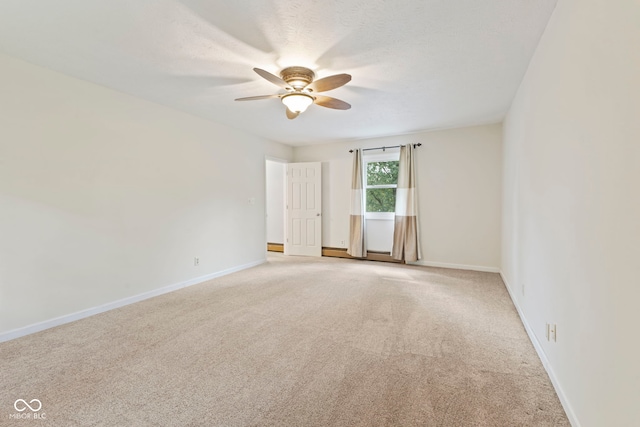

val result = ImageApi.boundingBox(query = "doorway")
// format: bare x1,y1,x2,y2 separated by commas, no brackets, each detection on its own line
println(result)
265,159,323,257
265,158,286,252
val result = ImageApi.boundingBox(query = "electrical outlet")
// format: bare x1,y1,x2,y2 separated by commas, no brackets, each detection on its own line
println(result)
340,240,345,247
546,323,557,342
194,257,200,266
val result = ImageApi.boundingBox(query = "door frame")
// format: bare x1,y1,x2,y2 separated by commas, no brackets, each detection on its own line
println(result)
265,156,288,254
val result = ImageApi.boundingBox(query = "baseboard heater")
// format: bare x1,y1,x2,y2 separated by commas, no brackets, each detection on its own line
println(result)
267,242,284,252
267,243,402,264
322,247,403,263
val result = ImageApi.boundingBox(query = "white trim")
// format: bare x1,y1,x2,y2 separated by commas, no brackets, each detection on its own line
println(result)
367,184,396,189
0,259,266,343
411,260,500,273
500,272,581,427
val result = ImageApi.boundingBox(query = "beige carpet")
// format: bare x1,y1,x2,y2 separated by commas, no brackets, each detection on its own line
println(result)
1,254,569,426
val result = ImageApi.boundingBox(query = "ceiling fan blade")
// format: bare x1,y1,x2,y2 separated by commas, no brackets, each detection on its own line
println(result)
234,94,280,101
254,68,291,90
314,95,351,110
306,74,351,93
286,108,300,120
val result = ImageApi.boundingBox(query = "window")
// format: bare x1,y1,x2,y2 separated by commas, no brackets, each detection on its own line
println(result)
365,153,399,219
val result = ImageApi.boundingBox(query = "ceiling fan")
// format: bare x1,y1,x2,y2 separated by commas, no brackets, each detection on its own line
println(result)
235,66,352,120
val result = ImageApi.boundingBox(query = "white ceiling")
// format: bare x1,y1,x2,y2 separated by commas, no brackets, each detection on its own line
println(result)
0,0,557,146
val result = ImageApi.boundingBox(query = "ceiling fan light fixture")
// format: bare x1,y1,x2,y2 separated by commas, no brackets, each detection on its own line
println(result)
236,67,352,119
281,93,314,113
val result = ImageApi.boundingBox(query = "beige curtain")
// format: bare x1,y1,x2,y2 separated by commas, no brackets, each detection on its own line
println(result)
392,144,421,262
347,149,367,258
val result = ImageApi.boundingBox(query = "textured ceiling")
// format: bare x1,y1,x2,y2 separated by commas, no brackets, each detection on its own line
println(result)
0,0,557,146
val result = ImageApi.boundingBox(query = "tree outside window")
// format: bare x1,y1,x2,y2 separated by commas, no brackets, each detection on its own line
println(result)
365,160,399,213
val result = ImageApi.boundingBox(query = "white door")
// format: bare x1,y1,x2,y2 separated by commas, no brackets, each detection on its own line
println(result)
285,162,322,257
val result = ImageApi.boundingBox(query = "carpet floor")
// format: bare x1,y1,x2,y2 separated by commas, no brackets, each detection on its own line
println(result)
1,254,569,426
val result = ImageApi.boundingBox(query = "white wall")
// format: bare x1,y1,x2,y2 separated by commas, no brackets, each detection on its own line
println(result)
265,160,286,244
502,0,640,425
294,124,502,271
0,53,292,336
366,218,395,252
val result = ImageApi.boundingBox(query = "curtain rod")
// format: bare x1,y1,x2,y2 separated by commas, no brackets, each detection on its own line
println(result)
349,143,422,153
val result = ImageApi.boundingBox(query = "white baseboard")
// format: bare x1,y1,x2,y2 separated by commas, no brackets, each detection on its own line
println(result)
412,260,500,273
0,259,266,343
499,272,580,427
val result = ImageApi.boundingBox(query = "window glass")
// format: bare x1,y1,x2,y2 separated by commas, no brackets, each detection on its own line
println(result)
365,160,399,213
366,188,397,212
366,161,398,185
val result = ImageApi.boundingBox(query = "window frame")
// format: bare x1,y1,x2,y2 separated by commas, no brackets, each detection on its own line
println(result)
363,151,400,220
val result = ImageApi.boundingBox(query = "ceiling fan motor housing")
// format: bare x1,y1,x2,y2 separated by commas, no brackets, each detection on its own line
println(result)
280,66,315,89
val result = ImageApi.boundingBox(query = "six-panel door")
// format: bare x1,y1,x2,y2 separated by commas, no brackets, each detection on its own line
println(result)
285,162,322,257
